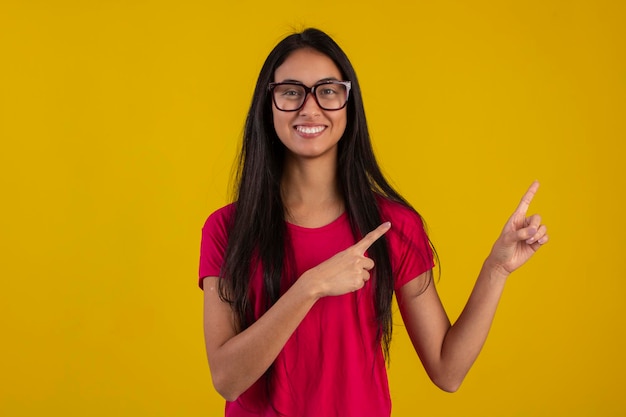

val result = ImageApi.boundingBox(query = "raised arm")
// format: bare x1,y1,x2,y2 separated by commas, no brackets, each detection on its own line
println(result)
397,181,549,392
203,222,391,401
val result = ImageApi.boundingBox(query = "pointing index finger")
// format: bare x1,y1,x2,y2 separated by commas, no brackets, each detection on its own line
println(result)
515,180,540,215
355,222,392,253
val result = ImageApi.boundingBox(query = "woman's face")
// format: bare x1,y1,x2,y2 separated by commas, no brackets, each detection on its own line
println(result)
271,48,348,161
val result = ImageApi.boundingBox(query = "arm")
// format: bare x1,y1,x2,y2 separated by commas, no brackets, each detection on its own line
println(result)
397,181,549,392
203,222,391,401
203,274,318,401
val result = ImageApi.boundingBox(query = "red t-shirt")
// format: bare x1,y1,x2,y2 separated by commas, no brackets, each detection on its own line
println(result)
199,198,434,417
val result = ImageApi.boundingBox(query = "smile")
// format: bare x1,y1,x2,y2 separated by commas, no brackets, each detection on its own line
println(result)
295,125,326,135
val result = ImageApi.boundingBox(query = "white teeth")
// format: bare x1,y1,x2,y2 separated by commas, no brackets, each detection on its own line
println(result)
296,125,325,134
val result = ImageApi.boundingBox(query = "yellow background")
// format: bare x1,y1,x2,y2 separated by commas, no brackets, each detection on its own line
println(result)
1,1,624,416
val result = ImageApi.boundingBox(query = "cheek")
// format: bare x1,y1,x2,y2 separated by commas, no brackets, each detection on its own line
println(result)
334,112,348,135
271,107,281,129
271,109,291,141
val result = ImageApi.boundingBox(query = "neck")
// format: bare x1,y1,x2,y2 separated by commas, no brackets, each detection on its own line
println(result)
281,154,344,227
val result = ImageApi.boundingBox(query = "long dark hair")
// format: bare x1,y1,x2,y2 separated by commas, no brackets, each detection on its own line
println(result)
219,28,432,362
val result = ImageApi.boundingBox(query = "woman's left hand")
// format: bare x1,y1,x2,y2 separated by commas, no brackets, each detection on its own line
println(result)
487,181,549,276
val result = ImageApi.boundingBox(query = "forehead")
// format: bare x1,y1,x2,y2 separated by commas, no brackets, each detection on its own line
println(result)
274,48,342,84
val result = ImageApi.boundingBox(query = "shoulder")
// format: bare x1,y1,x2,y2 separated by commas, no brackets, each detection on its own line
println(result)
201,203,237,249
375,196,434,287
375,194,431,255
202,203,237,234
376,195,425,230
199,203,237,284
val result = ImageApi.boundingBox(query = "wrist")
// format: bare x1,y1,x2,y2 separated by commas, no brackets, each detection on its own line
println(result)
295,270,324,301
483,257,511,281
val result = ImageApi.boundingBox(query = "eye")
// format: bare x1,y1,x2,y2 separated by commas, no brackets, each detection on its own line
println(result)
319,87,338,96
274,84,305,99
282,89,301,96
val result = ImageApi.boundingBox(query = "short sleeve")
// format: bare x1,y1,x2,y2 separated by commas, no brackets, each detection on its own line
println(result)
198,204,235,289
378,199,434,290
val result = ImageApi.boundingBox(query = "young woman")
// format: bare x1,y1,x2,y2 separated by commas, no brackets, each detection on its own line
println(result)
199,28,548,417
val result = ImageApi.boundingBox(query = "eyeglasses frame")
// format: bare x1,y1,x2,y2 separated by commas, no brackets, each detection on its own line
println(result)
268,80,352,112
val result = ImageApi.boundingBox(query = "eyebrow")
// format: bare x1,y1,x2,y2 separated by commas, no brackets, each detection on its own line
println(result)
278,77,341,84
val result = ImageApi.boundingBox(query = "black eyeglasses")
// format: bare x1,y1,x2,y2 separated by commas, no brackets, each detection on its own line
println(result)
268,80,352,112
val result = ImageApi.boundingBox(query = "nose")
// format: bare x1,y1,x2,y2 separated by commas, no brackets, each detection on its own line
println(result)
299,91,321,115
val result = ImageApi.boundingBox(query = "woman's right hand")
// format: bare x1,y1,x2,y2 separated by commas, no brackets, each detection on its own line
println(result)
204,222,390,401
302,222,392,298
